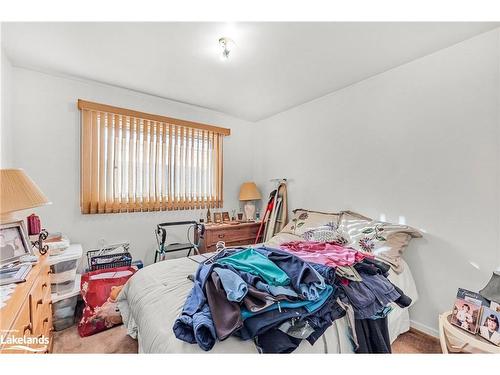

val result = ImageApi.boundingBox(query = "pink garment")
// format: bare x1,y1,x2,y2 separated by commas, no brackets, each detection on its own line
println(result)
279,241,372,267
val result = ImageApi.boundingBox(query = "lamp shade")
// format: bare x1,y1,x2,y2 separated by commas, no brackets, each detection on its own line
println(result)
0,169,50,215
239,182,262,201
479,271,500,304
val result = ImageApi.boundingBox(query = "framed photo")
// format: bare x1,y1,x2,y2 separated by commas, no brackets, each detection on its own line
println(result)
0,220,33,266
237,213,243,221
457,288,490,307
478,307,500,346
213,212,222,224
450,298,481,334
222,212,230,222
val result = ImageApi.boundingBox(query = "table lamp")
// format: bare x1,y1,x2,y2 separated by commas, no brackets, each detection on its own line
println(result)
0,169,50,223
239,182,261,221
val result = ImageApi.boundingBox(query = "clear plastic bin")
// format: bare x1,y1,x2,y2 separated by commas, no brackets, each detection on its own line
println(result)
51,274,81,331
52,278,77,295
53,317,75,331
48,244,83,294
53,295,78,320
51,258,78,274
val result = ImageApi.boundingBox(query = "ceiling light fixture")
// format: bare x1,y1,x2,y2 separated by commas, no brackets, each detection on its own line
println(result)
219,37,234,61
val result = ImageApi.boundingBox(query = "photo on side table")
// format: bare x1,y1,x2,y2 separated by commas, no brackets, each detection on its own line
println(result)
450,298,481,334
213,212,222,224
478,307,500,346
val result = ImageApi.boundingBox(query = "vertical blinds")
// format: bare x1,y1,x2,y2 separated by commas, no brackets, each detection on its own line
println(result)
78,100,229,214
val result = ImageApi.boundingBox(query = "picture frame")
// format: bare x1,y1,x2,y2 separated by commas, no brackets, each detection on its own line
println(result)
237,213,243,221
457,288,490,307
222,212,230,222
0,220,34,266
450,298,481,334
213,212,222,224
478,306,500,346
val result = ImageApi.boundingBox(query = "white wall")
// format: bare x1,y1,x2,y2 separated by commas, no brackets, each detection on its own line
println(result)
253,29,500,334
1,48,14,167
8,67,254,266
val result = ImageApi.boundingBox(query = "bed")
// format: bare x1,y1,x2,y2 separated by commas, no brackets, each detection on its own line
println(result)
117,233,418,353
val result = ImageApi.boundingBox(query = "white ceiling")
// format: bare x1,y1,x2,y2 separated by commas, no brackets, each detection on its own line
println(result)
2,22,499,121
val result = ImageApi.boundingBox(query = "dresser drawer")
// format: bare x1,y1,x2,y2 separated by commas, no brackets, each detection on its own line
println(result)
32,303,52,354
0,300,32,354
0,256,53,354
30,265,51,305
30,267,52,336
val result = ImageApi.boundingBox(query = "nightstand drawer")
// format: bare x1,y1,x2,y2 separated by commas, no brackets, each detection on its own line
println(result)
200,222,261,253
208,226,256,242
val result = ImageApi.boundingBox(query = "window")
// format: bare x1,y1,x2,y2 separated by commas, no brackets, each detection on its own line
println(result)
78,100,230,214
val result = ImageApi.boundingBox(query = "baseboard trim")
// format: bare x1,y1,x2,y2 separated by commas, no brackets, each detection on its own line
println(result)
410,320,439,338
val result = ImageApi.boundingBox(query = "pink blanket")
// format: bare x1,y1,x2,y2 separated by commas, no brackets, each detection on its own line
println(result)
279,241,371,267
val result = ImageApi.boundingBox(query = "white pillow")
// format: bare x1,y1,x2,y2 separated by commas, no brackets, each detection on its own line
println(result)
338,210,422,273
281,209,340,237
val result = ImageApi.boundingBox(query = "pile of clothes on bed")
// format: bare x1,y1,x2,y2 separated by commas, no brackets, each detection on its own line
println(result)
173,242,412,353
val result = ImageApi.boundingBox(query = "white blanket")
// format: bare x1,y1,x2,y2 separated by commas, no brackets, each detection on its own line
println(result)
117,253,418,353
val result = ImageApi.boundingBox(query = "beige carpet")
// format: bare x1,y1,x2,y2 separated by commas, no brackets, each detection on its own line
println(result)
392,328,442,354
53,325,441,354
52,325,138,354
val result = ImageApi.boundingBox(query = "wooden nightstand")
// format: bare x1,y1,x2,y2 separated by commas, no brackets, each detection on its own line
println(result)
198,222,261,253
439,311,500,354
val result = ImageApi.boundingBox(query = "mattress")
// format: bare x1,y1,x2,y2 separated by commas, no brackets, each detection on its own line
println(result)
117,252,418,353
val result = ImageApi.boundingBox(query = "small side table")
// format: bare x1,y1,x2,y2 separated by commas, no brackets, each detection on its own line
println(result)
439,311,500,354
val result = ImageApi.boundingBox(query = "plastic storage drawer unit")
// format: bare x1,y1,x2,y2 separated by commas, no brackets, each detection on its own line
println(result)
47,244,83,296
51,275,81,331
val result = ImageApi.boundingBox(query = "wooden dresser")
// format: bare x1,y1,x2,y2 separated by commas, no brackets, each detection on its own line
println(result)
0,256,53,354
199,222,261,253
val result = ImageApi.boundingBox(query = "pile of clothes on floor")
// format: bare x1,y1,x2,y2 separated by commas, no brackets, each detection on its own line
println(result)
173,242,412,353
